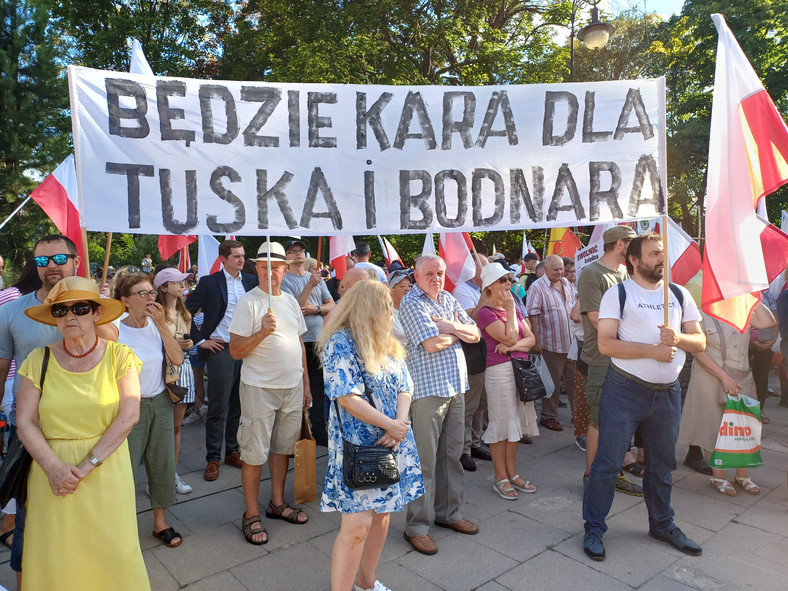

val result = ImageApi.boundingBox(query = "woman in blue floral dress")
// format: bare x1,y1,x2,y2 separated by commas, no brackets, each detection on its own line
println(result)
318,280,424,591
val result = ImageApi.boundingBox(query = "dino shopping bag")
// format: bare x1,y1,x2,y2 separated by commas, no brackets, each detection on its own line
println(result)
709,394,763,470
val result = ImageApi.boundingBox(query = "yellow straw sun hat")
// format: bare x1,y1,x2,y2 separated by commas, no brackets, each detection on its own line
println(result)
24,276,125,327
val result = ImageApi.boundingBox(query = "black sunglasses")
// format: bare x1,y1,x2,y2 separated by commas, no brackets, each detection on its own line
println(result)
34,254,76,267
51,301,96,318
497,275,515,284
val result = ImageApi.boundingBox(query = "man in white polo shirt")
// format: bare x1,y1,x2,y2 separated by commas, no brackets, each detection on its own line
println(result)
582,232,706,561
229,241,311,545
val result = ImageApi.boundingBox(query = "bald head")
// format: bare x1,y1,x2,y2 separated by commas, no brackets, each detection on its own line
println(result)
343,267,369,292
544,254,564,284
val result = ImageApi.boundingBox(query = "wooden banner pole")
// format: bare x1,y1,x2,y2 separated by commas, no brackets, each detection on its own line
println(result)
102,232,113,285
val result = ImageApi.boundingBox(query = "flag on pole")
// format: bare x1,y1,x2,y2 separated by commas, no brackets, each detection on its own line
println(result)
330,235,356,280
701,14,788,331
30,155,87,277
665,218,702,286
439,232,475,293
547,227,583,258
377,236,403,269
422,233,436,256
158,234,197,262
177,247,191,273
198,235,223,276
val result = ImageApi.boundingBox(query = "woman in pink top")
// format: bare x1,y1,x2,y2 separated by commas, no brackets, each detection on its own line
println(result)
476,264,538,501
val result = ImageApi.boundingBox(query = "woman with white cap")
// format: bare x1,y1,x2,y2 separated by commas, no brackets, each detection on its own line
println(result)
154,267,196,495
476,264,539,500
15,277,149,589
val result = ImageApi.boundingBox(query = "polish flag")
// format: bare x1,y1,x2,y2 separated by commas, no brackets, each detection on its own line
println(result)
129,39,155,75
330,235,356,280
177,247,191,273
547,227,583,258
377,236,403,269
30,155,86,277
158,234,197,262
701,15,788,332
198,235,223,276
665,218,702,286
439,232,476,293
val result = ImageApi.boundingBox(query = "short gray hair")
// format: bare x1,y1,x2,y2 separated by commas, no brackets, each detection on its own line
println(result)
415,254,445,271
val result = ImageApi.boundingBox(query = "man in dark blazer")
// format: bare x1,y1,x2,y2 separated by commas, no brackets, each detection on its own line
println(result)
186,240,258,481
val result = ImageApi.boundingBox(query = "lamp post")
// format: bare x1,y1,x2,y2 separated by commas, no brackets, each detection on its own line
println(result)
569,0,616,82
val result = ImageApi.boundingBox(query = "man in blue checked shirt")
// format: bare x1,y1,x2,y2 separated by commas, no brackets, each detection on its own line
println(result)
399,254,481,555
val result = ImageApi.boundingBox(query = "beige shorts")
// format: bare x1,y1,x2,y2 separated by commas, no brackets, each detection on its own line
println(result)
238,381,304,465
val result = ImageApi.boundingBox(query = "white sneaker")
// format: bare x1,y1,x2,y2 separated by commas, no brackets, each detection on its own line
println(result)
182,411,202,425
353,581,392,591
175,474,193,494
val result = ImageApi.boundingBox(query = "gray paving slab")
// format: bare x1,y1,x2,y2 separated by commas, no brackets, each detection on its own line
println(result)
229,541,332,591
181,571,249,591
495,549,632,591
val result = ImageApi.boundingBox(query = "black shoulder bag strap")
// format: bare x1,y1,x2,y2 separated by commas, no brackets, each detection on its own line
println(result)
40,346,51,390
332,358,378,439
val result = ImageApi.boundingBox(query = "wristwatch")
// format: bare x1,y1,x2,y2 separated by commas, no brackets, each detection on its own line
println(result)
316,305,322,316
88,452,102,467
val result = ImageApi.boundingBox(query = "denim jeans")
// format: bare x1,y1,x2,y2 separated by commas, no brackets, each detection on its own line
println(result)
583,366,681,535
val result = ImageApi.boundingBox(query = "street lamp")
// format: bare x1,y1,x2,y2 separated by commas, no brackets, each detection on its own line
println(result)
569,0,616,82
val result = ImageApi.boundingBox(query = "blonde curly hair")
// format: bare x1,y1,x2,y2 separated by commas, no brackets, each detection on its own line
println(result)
317,280,404,374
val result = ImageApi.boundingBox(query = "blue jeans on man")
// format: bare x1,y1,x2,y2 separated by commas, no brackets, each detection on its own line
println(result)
583,366,680,536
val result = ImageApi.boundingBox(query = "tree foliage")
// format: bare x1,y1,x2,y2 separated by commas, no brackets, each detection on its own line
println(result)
0,0,71,266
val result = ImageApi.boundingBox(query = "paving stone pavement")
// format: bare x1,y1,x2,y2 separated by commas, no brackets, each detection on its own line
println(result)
2,392,788,590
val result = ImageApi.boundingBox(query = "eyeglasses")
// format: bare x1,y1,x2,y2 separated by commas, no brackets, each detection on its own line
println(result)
287,248,305,255
34,254,76,267
51,302,94,318
131,289,157,299
497,276,515,284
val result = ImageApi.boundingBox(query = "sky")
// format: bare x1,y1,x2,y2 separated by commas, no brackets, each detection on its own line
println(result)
605,0,686,19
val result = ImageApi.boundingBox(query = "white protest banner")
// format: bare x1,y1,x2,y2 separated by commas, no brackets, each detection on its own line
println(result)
68,66,667,236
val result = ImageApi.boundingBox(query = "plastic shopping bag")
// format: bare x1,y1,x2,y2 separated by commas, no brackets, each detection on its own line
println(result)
533,355,555,399
709,394,763,470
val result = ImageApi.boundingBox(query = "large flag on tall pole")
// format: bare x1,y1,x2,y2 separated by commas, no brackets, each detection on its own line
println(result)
198,235,223,276
377,236,403,269
30,155,87,277
701,14,788,331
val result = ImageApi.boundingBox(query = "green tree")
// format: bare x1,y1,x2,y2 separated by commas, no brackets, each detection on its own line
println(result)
221,1,570,85
0,0,71,268
47,0,234,77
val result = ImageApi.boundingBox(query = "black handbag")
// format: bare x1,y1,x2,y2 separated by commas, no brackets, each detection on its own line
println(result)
509,353,547,403
335,376,400,491
0,346,50,507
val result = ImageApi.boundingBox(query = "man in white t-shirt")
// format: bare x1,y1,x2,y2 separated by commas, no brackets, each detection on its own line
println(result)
351,241,387,282
582,232,706,562
229,241,311,545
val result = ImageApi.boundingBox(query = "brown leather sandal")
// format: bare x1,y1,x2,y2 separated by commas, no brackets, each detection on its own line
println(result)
265,501,307,524
242,514,268,545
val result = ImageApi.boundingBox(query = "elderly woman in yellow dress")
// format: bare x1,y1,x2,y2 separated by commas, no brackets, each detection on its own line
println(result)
16,277,149,590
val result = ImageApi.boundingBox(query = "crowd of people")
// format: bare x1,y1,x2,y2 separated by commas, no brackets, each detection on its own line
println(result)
0,231,783,590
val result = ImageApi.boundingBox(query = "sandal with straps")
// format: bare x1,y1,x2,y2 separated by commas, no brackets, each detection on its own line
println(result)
734,475,761,495
493,478,518,500
265,501,308,524
242,513,268,545
509,474,536,493
710,477,736,496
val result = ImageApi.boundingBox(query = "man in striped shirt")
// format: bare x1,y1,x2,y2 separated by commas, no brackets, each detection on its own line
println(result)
525,254,576,431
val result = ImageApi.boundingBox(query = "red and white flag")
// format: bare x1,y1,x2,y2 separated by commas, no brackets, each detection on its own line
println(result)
377,236,403,268
439,232,475,293
665,218,702,286
198,235,223,276
30,155,86,277
701,14,788,331
330,235,356,280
